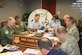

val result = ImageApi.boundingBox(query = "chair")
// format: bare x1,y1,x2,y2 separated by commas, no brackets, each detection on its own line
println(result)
1,21,7,27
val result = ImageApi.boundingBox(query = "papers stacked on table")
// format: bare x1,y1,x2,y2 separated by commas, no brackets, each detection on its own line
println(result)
4,44,19,51
0,52,8,55
7,51,23,55
24,48,39,55
43,33,54,37
0,44,19,53
0,51,23,55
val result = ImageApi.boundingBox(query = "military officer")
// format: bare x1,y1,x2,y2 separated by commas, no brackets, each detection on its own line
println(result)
28,14,41,32
55,26,80,55
49,15,61,28
65,17,79,42
15,16,28,32
0,17,28,46
38,38,68,55
60,14,70,27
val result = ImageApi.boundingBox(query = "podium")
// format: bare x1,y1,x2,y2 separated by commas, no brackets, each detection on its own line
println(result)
13,35,40,51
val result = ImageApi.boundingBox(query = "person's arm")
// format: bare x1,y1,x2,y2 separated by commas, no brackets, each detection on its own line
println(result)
58,19,61,26
70,29,79,41
36,26,42,29
34,22,42,30
56,19,61,27
28,22,39,31
0,29,6,40
29,27,37,31
23,22,29,31
14,27,29,35
14,28,21,34
49,21,52,28
28,22,35,30
0,29,12,46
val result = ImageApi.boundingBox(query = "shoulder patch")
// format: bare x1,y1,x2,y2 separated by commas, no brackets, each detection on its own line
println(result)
16,25,19,27
5,30,9,34
21,23,23,26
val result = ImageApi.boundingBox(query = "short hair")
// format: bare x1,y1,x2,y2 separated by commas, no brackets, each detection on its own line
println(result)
53,15,59,19
38,38,52,50
56,26,67,34
67,16,75,24
35,14,40,17
7,17,15,21
15,16,20,20
7,17,15,23
63,15,70,19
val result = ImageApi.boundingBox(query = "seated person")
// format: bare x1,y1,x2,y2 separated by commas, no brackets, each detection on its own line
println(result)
15,16,28,32
49,15,61,28
28,14,41,32
55,26,80,55
38,37,68,55
0,17,28,46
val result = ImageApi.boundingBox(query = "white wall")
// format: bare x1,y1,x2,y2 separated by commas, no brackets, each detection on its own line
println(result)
56,0,82,21
0,0,42,22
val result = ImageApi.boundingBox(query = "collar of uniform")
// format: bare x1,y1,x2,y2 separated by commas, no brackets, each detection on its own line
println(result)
16,21,23,25
56,19,60,22
47,48,57,55
67,23,76,31
53,19,60,23
68,23,76,29
32,19,39,23
61,34,71,43
71,23,76,28
6,25,13,30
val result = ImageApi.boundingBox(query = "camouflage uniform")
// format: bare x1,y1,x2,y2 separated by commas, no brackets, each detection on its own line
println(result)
15,21,28,32
60,34,80,55
0,25,21,46
67,23,79,42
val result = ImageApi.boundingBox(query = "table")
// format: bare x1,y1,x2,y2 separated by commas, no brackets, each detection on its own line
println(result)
13,35,40,51
2,34,60,55
2,35,42,55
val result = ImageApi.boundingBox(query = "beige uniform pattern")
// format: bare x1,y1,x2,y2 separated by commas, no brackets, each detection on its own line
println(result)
67,23,79,42
60,34,80,55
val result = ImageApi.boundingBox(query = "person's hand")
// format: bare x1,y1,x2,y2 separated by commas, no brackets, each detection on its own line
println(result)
36,26,41,30
23,53,29,55
0,45,2,47
24,31,29,34
0,45,3,53
21,31,29,35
